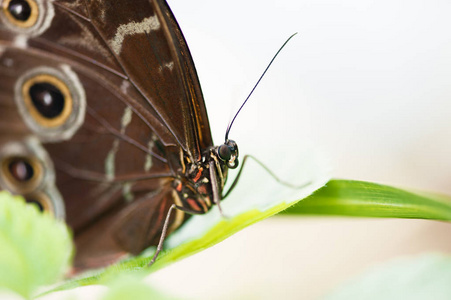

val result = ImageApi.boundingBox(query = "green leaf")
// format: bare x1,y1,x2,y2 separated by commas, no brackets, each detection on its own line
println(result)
325,253,451,300
281,179,451,220
0,191,73,298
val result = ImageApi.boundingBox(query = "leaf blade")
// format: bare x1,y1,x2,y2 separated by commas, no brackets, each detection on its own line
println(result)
281,179,451,220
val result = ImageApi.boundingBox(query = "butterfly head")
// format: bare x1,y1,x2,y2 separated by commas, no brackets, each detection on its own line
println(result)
217,139,239,169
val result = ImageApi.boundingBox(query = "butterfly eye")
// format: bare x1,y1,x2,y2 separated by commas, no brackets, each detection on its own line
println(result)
2,0,38,28
218,144,232,161
217,140,239,169
1,156,43,194
225,140,239,169
23,75,71,126
226,140,238,156
15,67,86,141
8,158,34,181
1,0,54,36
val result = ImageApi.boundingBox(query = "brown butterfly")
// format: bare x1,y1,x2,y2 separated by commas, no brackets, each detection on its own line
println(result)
0,0,240,271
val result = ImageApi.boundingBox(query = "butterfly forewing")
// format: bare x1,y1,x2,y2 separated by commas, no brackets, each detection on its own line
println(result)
82,0,212,157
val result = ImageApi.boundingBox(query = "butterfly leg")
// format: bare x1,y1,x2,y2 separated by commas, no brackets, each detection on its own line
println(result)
147,204,203,267
222,155,311,199
147,204,176,267
209,160,227,218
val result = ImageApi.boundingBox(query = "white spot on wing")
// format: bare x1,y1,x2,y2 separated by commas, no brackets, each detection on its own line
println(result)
110,16,161,55
105,106,133,180
121,106,133,133
159,61,174,73
144,134,157,172
165,62,174,70
14,35,28,48
122,182,134,202
120,80,131,94
2,57,14,68
144,151,152,172
105,139,119,181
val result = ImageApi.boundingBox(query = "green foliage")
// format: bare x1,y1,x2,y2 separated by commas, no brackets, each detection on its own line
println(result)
282,179,451,220
325,254,451,300
0,191,72,298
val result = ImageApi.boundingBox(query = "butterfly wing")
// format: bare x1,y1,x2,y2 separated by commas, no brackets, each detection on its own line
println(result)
55,0,213,157
0,0,212,269
74,185,179,270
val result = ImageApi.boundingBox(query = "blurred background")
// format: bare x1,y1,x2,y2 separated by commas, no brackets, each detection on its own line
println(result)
146,0,451,299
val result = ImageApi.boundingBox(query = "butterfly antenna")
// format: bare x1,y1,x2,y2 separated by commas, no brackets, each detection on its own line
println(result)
225,33,298,141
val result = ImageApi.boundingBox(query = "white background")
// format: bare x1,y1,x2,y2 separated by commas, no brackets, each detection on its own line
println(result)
146,0,451,299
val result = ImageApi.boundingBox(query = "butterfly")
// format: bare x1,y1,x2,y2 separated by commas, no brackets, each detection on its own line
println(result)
0,0,241,270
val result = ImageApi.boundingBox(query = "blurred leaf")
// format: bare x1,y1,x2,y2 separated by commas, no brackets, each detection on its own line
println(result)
0,289,25,300
325,253,451,300
0,191,73,298
281,179,451,220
